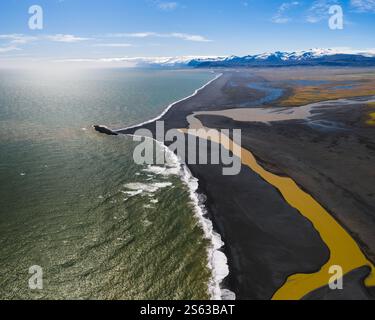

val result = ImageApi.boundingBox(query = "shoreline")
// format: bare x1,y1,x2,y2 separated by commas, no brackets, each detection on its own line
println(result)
161,141,234,300
113,68,375,300
113,70,330,299
180,125,375,300
118,72,233,300
115,73,223,132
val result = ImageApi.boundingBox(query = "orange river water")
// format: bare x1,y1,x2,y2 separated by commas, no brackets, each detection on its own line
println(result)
181,118,375,300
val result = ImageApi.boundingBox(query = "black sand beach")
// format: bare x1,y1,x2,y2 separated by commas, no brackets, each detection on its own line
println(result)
115,69,375,300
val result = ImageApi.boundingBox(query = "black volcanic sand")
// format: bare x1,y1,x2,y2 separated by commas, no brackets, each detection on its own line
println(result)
118,72,273,133
117,70,375,300
186,139,329,299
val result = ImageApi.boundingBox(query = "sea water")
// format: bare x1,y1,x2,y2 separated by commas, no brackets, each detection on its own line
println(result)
0,68,220,300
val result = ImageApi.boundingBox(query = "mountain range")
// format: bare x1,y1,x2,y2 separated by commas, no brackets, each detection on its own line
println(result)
134,49,375,68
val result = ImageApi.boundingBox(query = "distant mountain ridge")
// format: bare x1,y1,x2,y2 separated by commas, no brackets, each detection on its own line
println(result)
137,49,375,68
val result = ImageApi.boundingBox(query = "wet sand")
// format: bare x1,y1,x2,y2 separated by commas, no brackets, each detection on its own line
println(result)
116,69,375,300
191,96,375,124
181,126,375,300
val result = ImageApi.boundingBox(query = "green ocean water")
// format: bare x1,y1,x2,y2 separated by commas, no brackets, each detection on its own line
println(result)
0,69,215,300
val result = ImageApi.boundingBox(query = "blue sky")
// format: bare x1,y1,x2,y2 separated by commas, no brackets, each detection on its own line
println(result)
0,0,374,66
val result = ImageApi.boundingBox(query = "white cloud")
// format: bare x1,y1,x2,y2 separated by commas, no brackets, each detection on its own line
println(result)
0,46,22,53
93,43,134,47
351,0,375,12
0,34,91,44
306,0,339,23
108,32,212,42
46,34,91,43
0,34,37,44
169,33,211,42
116,32,157,38
156,1,178,11
272,2,300,23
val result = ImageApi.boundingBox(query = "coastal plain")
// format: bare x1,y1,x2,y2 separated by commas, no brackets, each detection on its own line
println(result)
118,67,375,300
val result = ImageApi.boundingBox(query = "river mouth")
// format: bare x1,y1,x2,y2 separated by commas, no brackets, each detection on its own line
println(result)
112,69,375,300
182,116,375,300
182,79,375,299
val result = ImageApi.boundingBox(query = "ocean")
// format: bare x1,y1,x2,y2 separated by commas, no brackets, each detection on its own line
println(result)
0,68,224,300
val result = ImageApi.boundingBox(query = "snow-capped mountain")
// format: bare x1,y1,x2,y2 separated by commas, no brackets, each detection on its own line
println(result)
186,49,375,68
63,49,375,68
127,49,375,68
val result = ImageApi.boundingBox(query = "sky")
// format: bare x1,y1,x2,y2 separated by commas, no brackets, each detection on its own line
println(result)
0,0,374,67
